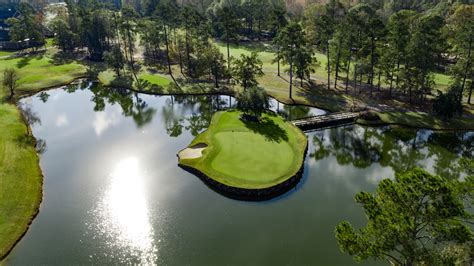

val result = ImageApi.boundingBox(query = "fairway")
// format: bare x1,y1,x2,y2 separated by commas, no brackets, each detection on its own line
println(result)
178,111,307,190
0,53,86,92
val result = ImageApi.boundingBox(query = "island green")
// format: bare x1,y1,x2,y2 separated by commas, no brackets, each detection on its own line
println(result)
178,111,307,190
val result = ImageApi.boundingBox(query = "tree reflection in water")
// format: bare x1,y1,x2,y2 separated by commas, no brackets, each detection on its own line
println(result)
160,95,231,137
311,126,473,178
57,81,473,178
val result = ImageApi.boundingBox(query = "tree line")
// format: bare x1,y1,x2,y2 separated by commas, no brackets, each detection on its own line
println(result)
5,0,474,111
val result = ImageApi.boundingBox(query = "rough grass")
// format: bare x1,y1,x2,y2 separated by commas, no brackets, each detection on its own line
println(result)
216,42,463,112
214,42,351,111
179,110,307,189
377,111,474,130
216,42,451,93
0,103,42,260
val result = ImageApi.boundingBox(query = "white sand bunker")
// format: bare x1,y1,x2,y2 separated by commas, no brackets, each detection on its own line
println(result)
178,143,208,160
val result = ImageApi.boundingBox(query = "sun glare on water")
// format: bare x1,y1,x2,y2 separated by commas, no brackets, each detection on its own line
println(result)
91,157,157,264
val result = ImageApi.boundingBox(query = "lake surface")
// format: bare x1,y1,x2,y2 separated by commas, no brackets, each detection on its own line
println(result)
7,82,473,265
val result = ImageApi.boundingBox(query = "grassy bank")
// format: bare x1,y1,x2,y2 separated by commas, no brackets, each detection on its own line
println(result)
179,111,307,189
0,103,42,260
376,111,474,130
98,69,172,87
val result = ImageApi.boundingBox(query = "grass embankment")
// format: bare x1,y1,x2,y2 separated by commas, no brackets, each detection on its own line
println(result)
98,69,172,87
0,48,173,95
179,111,307,189
376,111,474,130
0,103,42,260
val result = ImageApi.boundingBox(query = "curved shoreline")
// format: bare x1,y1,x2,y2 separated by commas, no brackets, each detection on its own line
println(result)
177,111,309,201
2,78,472,260
178,141,309,201
16,77,474,131
0,105,44,261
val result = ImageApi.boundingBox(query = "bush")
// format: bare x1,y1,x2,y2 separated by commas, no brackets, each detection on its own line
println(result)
433,83,463,120
236,86,269,119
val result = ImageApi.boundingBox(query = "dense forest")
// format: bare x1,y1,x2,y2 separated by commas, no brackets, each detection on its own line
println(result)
1,0,473,264
4,0,474,117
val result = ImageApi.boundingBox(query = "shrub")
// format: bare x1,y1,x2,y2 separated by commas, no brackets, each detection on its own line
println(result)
433,83,463,120
236,86,269,119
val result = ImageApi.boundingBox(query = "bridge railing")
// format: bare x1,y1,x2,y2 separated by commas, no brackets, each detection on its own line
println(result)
290,111,361,123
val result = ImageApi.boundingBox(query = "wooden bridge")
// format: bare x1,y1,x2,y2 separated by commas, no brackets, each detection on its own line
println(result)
290,111,362,130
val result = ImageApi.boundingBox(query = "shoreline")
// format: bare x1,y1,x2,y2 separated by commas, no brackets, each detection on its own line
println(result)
19,77,474,131
178,134,309,201
0,104,44,261
2,76,472,260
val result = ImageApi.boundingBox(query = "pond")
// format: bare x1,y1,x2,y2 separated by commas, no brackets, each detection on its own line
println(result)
7,82,473,265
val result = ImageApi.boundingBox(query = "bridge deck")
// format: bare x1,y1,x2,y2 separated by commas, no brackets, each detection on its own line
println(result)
291,112,361,130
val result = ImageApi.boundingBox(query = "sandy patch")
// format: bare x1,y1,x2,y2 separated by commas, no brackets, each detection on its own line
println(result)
178,143,208,160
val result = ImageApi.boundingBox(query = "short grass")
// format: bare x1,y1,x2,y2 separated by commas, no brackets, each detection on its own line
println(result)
98,69,172,88
0,51,87,93
0,103,42,260
433,73,451,91
0,51,14,57
179,110,307,189
139,73,171,86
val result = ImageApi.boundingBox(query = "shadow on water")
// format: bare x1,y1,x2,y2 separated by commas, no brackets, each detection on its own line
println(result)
241,116,289,143
178,148,306,202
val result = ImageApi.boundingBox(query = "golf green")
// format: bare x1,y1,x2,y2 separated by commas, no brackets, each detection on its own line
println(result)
178,111,307,191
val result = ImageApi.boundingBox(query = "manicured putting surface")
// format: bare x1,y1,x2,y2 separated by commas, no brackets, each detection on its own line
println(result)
211,131,294,182
178,111,307,189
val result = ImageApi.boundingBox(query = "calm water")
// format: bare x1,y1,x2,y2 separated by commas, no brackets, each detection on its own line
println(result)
7,83,472,265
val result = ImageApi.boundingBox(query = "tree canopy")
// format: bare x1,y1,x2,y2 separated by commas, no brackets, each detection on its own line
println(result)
335,168,473,265
232,52,264,90
236,86,270,118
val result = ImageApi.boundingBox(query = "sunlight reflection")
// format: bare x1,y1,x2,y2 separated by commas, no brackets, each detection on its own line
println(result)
93,157,157,264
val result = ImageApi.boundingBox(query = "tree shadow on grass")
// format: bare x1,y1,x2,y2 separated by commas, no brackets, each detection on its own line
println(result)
298,82,348,110
16,56,32,68
241,115,288,143
15,50,46,68
227,42,267,52
50,51,76,65
15,135,47,154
